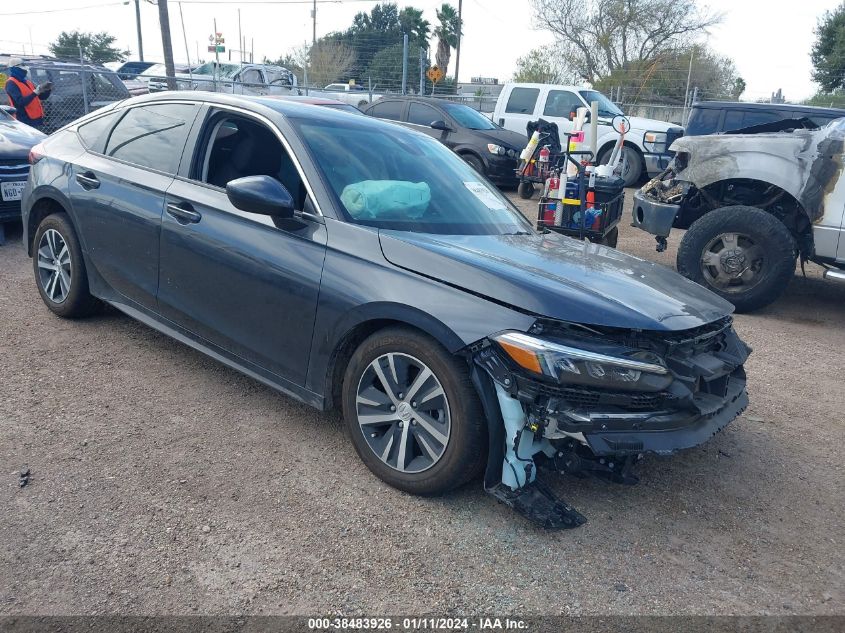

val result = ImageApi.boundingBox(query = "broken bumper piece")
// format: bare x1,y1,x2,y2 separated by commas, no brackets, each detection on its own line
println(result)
631,189,681,237
472,317,751,529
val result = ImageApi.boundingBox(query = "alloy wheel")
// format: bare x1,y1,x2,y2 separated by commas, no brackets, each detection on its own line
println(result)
700,231,766,293
355,352,451,473
37,229,72,304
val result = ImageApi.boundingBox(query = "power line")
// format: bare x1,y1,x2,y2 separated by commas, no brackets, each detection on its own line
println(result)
0,2,126,16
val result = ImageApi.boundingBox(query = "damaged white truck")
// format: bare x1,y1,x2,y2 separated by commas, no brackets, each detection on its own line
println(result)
632,118,845,311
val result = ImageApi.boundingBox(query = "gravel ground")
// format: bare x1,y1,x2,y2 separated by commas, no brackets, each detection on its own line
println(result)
1,190,843,616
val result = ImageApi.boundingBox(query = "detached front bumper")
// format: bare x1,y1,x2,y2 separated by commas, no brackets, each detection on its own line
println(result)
631,189,680,237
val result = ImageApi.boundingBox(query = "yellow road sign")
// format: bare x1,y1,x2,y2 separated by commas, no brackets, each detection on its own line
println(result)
426,65,443,83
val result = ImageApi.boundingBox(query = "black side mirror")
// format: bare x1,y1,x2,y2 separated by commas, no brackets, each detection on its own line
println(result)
226,175,295,218
430,120,452,132
1,105,16,116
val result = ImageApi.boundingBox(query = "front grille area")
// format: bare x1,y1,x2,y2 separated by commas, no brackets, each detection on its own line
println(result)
536,383,670,411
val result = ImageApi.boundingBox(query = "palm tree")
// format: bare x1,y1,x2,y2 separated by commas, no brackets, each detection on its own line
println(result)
433,3,461,76
399,7,431,48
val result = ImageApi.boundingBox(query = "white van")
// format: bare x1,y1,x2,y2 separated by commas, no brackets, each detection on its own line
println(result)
493,83,683,186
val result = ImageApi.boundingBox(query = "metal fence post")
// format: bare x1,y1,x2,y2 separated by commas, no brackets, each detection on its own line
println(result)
78,45,89,115
419,47,424,95
401,33,408,95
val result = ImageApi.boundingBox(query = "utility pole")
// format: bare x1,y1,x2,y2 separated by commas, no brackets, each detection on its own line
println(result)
158,0,176,90
134,0,144,61
311,0,316,46
453,0,462,94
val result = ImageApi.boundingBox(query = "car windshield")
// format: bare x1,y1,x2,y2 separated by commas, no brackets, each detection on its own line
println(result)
192,62,240,78
578,90,623,118
441,102,497,130
293,117,533,235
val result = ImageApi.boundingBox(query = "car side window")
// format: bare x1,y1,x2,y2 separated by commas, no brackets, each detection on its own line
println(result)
740,110,781,128
77,110,121,152
686,108,720,135
241,68,263,85
105,103,200,174
198,113,308,212
407,103,441,126
505,88,539,114
367,100,403,121
543,90,582,118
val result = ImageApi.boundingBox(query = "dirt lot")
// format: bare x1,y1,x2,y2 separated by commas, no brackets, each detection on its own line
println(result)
1,190,843,616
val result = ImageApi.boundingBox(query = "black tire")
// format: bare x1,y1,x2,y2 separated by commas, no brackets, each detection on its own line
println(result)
676,205,797,312
599,226,618,248
462,153,485,176
517,181,535,199
32,213,100,318
342,326,486,496
598,144,643,187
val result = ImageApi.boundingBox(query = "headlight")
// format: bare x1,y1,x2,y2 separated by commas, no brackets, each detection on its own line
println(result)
643,131,667,153
506,148,518,158
487,143,506,156
493,331,672,392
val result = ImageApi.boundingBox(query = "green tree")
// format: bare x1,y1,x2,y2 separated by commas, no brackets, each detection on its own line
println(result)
593,44,742,104
367,44,407,91
433,3,461,77
399,7,431,47
512,48,565,83
48,30,128,64
811,2,845,92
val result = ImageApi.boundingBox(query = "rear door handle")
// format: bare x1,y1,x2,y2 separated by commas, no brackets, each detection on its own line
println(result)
166,202,202,224
75,172,100,189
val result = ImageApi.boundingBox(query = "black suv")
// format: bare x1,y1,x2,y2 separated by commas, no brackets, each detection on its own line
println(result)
1,55,129,133
686,101,845,136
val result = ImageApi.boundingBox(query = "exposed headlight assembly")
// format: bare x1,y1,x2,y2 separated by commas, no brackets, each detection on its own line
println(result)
487,143,506,156
643,131,667,153
493,331,672,392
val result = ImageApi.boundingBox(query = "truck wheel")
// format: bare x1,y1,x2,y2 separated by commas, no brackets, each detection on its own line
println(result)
677,206,797,312
517,182,535,199
598,145,643,187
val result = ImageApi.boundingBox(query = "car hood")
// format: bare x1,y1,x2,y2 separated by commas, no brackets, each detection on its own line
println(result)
378,230,733,331
624,115,677,133
0,117,45,155
473,127,528,150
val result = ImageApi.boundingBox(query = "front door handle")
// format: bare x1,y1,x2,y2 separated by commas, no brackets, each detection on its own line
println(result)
75,172,100,190
166,202,202,224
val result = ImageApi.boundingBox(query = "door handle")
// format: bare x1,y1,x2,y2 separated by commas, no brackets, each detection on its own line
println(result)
166,202,202,224
75,172,100,190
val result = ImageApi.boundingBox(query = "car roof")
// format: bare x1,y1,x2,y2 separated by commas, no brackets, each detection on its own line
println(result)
693,100,845,115
369,96,450,107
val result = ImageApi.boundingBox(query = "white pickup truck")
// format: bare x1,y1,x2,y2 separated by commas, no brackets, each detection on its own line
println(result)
307,83,377,109
492,82,683,187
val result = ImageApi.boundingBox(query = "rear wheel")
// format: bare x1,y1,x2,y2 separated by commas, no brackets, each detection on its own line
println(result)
342,327,486,496
517,181,535,199
676,206,797,312
32,213,101,318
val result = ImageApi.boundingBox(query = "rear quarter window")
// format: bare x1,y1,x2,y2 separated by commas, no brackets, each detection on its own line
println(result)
686,108,721,135
505,88,539,114
77,110,121,152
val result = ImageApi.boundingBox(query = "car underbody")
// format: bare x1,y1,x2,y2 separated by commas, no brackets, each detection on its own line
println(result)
470,317,750,528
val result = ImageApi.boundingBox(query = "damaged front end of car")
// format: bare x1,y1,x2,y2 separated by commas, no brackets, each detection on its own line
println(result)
470,316,750,529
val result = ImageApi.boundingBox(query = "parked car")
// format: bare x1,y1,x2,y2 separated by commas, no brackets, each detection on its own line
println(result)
492,83,683,187
316,82,374,108
148,62,297,96
1,56,130,133
632,118,845,311
22,92,750,527
267,95,363,114
686,101,845,136
0,105,45,243
363,96,527,186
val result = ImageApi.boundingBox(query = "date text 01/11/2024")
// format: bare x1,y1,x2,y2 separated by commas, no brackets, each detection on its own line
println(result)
307,617,528,630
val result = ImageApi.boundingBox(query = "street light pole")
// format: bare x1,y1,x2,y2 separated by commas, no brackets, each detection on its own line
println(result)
134,0,144,61
312,0,316,46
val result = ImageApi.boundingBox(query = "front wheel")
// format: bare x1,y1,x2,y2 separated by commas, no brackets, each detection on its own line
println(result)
342,327,486,496
461,153,485,176
598,145,643,187
676,206,797,312
517,181,535,199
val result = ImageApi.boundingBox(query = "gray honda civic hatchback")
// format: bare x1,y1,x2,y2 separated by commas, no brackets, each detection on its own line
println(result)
22,93,750,527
